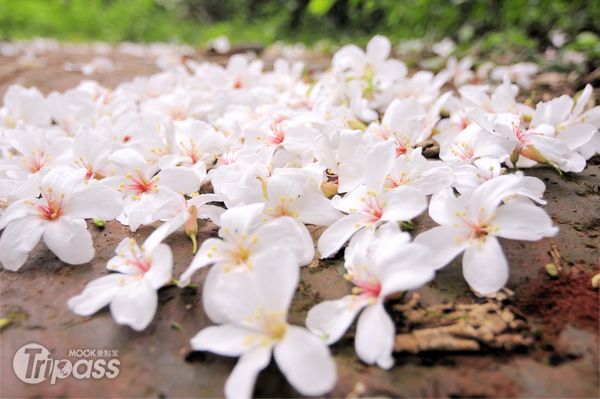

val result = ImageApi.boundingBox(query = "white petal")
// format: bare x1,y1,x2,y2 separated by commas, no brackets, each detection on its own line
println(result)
306,295,368,344
0,216,44,271
64,184,123,220
252,248,300,310
43,218,94,265
224,346,272,399
201,265,235,324
462,237,509,295
413,225,468,270
355,303,395,369
468,174,523,220
67,274,124,316
317,213,364,258
366,35,391,62
559,123,597,150
381,187,427,222
294,189,342,226
377,243,436,296
0,199,35,229
219,203,264,233
190,324,257,356
143,211,187,252
156,166,201,194
144,243,173,289
365,141,395,192
493,202,558,241
109,278,157,331
254,217,313,265
275,325,337,396
428,188,465,226
178,237,223,286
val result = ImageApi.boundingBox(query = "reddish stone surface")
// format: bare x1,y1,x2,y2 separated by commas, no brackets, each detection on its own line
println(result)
0,49,599,398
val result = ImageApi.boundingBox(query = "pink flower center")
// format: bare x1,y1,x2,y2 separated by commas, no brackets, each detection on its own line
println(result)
27,150,48,173
129,255,152,273
394,136,408,156
268,122,285,145
450,142,474,162
180,140,200,164
361,195,384,222
354,279,381,299
462,218,488,240
126,171,156,195
38,194,63,221
513,123,542,147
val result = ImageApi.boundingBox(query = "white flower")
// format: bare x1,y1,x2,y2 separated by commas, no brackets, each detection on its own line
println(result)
259,173,342,226
415,174,558,295
106,148,201,231
318,142,427,258
307,227,434,369
439,123,512,165
190,250,337,398
67,227,174,331
0,126,71,179
179,203,313,323
0,166,123,271
1,85,50,128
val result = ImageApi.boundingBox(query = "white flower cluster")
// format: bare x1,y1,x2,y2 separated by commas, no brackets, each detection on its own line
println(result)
1,35,598,397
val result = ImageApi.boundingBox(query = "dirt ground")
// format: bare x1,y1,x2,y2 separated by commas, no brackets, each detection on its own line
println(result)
0,46,599,398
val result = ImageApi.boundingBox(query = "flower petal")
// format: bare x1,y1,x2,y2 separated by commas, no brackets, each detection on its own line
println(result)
493,201,558,241
144,243,173,289
317,213,364,258
224,346,272,399
366,35,390,62
190,323,257,357
0,216,44,271
294,189,342,226
355,302,395,369
365,141,395,192
306,295,368,344
381,187,427,222
178,237,223,286
43,218,94,265
109,278,157,331
67,274,125,316
64,184,123,220
414,226,468,270
428,188,465,226
462,237,509,295
274,325,337,396
156,166,202,194
254,217,314,265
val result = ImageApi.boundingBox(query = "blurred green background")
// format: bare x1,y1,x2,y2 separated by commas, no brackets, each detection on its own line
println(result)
0,0,598,56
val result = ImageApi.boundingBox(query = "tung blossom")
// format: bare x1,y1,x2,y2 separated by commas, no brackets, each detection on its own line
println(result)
0,166,123,270
179,203,314,322
106,148,202,231
308,226,434,369
68,224,175,331
318,142,427,258
415,174,558,295
190,250,337,398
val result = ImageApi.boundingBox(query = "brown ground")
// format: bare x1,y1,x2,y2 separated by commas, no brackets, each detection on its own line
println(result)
0,47,599,398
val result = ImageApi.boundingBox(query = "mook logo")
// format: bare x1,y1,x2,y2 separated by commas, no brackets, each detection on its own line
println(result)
13,343,120,384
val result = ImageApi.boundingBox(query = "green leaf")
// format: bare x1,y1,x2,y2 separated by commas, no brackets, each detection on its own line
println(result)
307,0,336,16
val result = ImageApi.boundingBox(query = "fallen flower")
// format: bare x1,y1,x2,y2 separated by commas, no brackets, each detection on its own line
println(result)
308,226,434,369
0,166,123,270
415,174,558,295
67,223,176,331
190,249,337,398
